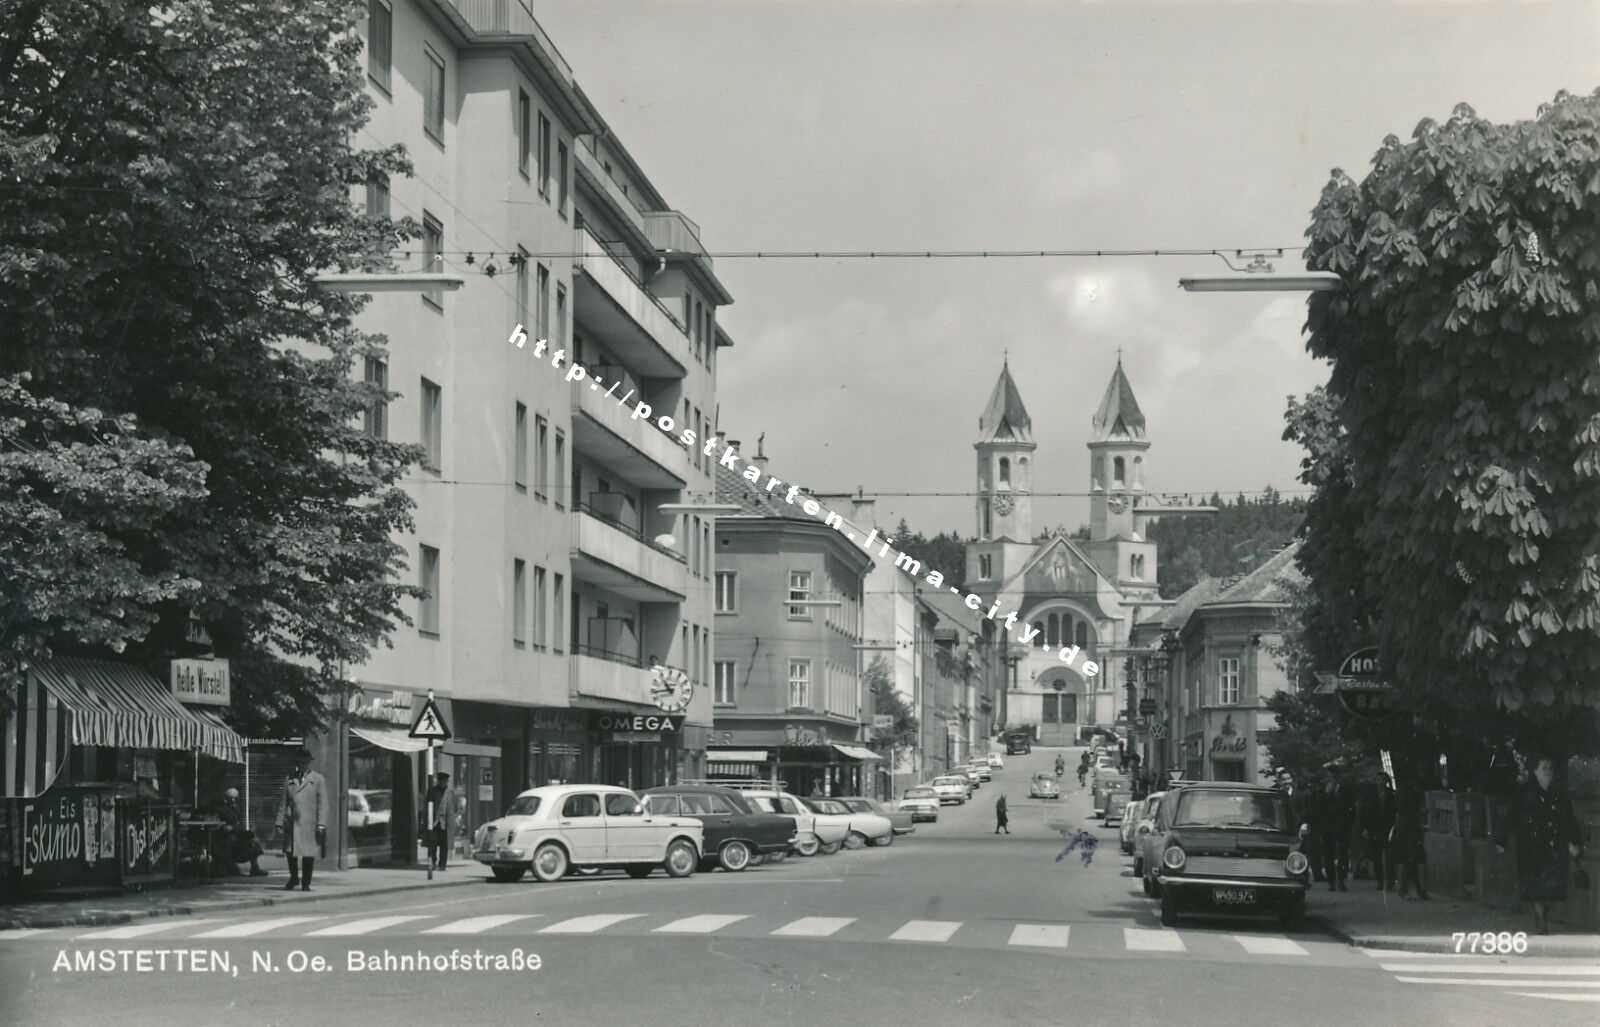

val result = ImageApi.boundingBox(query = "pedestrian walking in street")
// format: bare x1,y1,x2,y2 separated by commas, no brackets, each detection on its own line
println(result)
277,749,328,892
424,771,457,870
1389,780,1429,900
1495,755,1584,934
994,794,1010,834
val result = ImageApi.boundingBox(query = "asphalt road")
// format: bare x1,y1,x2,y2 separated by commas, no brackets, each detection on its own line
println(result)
3,747,1594,1027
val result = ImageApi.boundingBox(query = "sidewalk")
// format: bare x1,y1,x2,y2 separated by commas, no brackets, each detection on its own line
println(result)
0,853,481,931
1306,880,1600,956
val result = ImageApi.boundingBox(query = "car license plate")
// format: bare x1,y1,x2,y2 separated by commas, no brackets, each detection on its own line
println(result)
1213,887,1256,905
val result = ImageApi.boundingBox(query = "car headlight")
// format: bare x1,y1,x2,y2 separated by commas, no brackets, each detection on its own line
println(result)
1162,846,1186,871
1285,851,1309,875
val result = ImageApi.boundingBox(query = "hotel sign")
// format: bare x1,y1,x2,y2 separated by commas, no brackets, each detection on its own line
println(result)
170,659,230,706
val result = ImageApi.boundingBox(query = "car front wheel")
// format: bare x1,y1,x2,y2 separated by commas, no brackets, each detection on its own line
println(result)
719,840,753,872
844,831,868,850
662,840,697,878
871,831,894,847
531,842,568,883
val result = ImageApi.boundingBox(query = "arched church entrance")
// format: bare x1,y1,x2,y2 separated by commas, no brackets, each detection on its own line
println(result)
1034,667,1088,747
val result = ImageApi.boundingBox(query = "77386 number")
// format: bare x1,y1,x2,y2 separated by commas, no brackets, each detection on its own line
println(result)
1452,931,1528,954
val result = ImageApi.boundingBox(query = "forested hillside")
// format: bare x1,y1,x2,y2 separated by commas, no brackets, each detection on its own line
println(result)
1146,488,1306,598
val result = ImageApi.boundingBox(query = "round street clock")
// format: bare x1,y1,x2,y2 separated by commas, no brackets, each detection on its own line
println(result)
993,493,1015,515
650,665,694,713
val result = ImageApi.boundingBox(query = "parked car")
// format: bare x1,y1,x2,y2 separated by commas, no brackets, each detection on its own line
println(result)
930,775,970,805
1029,773,1060,800
986,753,1004,769
347,788,393,832
1146,783,1310,928
1132,791,1168,878
472,785,704,883
1104,785,1133,825
961,765,983,788
1092,770,1126,814
966,759,992,782
836,797,914,836
897,786,941,823
801,797,894,847
1120,798,1147,853
738,789,846,856
640,786,796,872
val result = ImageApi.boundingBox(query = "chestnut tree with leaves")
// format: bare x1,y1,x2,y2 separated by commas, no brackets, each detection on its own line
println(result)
0,1,422,736
1297,91,1600,753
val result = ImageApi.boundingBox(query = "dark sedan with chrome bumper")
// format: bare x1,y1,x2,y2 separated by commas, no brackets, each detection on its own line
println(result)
1147,782,1310,928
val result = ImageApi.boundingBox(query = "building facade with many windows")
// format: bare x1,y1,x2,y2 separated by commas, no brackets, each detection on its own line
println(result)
323,0,730,869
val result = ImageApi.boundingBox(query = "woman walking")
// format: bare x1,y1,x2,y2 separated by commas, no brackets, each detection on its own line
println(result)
994,794,1010,835
1495,755,1584,934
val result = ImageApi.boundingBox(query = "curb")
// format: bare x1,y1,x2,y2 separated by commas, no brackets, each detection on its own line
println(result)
1309,916,1600,956
0,874,481,931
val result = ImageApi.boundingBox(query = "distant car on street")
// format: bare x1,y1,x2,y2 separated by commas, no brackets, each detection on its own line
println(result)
897,786,941,822
1004,731,1033,755
961,765,983,788
986,753,1004,769
641,786,796,872
1104,785,1133,825
930,776,970,805
1132,791,1168,878
1029,773,1060,800
472,785,704,883
801,797,894,847
966,758,992,782
1120,798,1147,852
836,797,913,836
1146,782,1310,928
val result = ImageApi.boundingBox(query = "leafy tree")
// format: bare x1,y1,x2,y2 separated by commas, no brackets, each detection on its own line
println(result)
0,1,422,737
890,518,966,589
1146,492,1306,598
1300,92,1600,751
866,656,918,751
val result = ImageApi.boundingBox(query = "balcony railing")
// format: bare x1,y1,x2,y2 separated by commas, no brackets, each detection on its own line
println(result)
578,225,688,334
575,643,641,668
443,1,577,85
574,500,684,563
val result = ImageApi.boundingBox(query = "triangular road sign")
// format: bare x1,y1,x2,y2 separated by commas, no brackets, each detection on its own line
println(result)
409,696,451,741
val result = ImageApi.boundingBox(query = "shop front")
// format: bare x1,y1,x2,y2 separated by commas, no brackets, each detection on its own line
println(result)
590,712,682,791
707,719,880,797
1204,711,1255,782
339,686,427,868
526,708,589,789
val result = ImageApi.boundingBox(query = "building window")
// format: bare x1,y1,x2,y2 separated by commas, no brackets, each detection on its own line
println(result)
536,263,550,341
688,516,699,578
512,402,528,491
982,502,992,538
1218,657,1241,705
1075,621,1089,651
365,171,389,218
419,377,442,472
787,660,811,709
555,283,567,353
552,574,564,653
537,112,551,198
515,247,529,328
362,357,387,439
557,141,569,216
715,661,735,705
553,431,565,509
691,627,700,686
999,457,1010,485
419,544,440,636
702,523,711,578
533,566,547,650
517,90,530,176
978,554,991,579
512,559,527,646
715,571,736,612
788,570,812,619
1113,456,1126,489
367,0,392,92
1047,613,1059,648
534,415,548,502
423,45,445,142
421,213,443,308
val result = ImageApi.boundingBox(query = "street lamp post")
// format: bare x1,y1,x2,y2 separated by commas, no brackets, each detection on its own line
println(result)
1176,250,1341,293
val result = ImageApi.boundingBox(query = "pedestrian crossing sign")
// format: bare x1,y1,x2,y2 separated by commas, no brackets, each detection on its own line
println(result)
409,697,451,741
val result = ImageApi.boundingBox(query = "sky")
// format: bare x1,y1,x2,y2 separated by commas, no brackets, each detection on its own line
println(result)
535,0,1600,537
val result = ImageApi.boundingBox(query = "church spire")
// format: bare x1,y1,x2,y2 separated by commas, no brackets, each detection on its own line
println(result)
978,361,1033,444
1091,357,1145,441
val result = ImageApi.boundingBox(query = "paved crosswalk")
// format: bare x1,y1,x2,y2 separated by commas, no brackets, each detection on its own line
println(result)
1364,947,1600,1003
0,912,1340,959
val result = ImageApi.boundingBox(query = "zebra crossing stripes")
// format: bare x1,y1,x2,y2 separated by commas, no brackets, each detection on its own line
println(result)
191,916,326,938
539,914,645,934
77,919,226,940
653,915,750,934
1007,925,1070,948
422,915,540,935
771,917,855,938
305,915,432,937
888,920,962,943
1233,935,1307,956
1123,928,1186,953
1372,949,1600,1004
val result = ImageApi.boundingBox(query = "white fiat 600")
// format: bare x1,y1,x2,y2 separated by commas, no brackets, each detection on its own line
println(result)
473,785,705,883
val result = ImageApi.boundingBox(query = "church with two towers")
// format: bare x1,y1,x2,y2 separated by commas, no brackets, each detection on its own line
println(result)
964,358,1174,745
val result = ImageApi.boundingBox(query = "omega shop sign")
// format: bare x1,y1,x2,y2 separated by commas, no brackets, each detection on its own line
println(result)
594,713,685,742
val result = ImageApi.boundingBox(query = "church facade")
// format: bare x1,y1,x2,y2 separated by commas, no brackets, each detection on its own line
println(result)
966,359,1167,746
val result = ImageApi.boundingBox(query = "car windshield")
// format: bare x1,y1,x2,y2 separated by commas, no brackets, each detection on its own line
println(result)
934,777,963,786
505,795,542,816
1173,790,1292,831
905,788,935,799
1032,773,1052,783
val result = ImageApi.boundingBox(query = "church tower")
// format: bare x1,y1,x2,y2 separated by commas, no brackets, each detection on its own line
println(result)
1086,357,1157,593
974,359,1035,542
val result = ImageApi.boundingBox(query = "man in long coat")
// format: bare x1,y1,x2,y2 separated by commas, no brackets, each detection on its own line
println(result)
277,749,329,891
424,771,458,870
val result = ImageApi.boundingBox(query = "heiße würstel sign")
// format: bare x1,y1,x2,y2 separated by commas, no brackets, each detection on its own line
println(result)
169,659,230,706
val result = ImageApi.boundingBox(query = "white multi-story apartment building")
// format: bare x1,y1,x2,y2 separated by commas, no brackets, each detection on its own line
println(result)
327,0,731,868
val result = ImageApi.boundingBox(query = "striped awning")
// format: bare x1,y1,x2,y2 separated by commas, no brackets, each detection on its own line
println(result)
2,675,70,798
30,657,245,764
707,750,769,763
832,743,884,762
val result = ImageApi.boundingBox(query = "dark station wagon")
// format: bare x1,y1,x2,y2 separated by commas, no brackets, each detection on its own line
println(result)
641,785,796,873
1145,782,1311,928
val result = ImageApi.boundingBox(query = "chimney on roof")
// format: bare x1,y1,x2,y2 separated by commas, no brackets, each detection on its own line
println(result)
751,433,768,471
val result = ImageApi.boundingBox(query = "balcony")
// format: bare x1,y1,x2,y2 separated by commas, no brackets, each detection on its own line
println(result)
573,226,690,378
571,650,658,706
572,379,688,489
571,504,687,602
